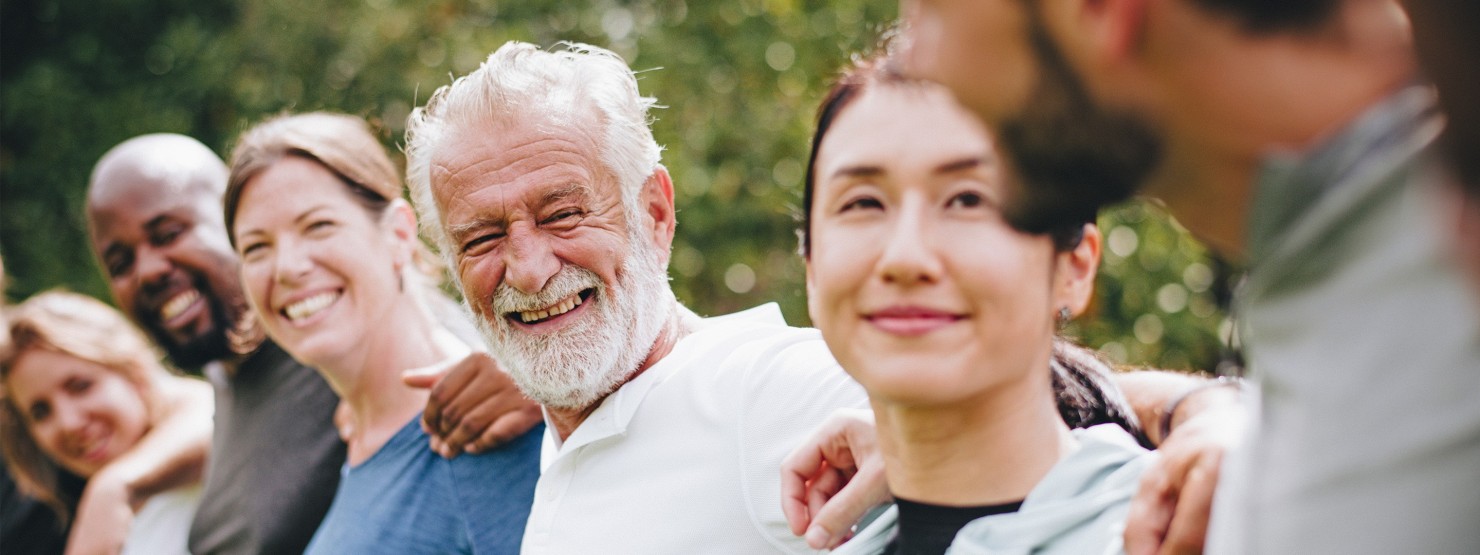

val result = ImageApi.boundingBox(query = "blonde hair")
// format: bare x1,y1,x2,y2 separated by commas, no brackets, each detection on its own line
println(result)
0,291,169,525
224,112,442,278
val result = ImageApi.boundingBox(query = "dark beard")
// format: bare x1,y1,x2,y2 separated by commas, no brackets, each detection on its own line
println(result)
142,280,237,370
994,7,1163,234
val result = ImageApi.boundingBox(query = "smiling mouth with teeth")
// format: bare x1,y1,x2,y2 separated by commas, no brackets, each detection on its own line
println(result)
282,291,342,323
508,289,593,324
160,289,200,322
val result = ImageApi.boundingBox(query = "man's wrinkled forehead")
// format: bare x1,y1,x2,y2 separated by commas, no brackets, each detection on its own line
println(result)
429,108,604,189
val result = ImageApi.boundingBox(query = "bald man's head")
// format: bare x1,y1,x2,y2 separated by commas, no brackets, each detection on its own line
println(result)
86,134,250,368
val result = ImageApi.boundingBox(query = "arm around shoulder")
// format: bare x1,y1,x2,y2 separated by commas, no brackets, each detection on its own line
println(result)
65,375,213,555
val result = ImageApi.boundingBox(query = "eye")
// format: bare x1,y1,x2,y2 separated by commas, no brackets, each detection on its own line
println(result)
305,219,337,234
105,253,134,278
149,221,187,246
541,208,583,226
28,401,51,423
461,232,505,256
839,196,883,213
239,240,268,259
946,191,987,209
63,377,92,395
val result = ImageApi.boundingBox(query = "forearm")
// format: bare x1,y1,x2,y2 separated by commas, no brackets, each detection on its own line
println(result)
1113,370,1241,446
102,377,213,504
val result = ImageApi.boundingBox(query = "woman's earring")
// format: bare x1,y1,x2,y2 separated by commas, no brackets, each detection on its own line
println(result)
1056,306,1072,328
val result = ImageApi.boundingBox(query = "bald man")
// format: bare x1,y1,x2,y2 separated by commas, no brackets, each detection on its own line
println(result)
85,134,542,554
87,134,345,554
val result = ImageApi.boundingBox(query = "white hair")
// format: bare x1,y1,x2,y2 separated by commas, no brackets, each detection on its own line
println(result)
404,41,663,257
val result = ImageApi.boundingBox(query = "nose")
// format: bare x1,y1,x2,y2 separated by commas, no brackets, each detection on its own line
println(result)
52,400,89,437
273,239,315,285
136,245,173,291
877,198,942,287
501,224,561,295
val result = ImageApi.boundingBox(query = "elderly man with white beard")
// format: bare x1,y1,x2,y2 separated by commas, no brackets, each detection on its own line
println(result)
403,42,869,553
404,41,1233,554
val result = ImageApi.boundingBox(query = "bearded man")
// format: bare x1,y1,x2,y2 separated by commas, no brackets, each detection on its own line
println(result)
85,134,539,554
897,0,1480,553
406,41,1248,554
404,42,870,553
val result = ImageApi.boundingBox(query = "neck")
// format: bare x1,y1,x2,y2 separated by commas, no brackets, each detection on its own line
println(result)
544,302,702,441
319,295,460,463
873,376,1075,506
1145,0,1415,257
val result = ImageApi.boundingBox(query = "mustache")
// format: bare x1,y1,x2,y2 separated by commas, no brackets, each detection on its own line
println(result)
490,265,604,315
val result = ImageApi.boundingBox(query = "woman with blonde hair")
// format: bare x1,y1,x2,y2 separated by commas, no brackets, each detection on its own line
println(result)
1,291,211,554
224,112,540,554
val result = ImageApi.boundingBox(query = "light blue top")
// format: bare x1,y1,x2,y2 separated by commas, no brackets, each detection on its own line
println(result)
837,424,1154,555
304,417,542,555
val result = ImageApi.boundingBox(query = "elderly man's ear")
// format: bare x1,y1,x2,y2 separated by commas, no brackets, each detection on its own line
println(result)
640,165,678,264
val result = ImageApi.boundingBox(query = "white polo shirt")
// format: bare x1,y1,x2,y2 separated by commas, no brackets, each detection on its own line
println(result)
521,303,869,554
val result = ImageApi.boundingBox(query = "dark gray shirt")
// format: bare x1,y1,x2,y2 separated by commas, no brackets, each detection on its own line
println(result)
188,341,344,555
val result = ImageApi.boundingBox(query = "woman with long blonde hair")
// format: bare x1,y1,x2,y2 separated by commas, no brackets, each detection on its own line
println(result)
1,291,211,554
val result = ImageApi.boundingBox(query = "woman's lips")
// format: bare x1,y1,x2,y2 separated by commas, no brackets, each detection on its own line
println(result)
865,306,964,336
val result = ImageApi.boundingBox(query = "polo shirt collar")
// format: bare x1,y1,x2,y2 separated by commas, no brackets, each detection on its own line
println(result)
543,303,788,462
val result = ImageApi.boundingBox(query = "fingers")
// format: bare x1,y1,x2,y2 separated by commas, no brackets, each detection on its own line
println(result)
402,365,447,389
805,465,846,524
465,404,545,455
1125,457,1175,555
419,353,547,459
782,415,862,537
780,409,882,547
410,358,467,439
805,456,890,550
1160,455,1221,555
436,387,532,455
781,452,828,536
420,353,501,440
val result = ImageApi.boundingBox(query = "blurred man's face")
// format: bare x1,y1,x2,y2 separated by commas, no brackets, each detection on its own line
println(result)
903,0,1162,233
88,178,245,368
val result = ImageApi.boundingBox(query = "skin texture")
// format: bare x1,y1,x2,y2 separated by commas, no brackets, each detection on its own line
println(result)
781,75,1243,553
404,353,545,457
6,350,151,478
80,133,533,550
87,136,244,369
85,138,235,552
427,110,686,441
233,155,450,465
781,409,887,548
234,156,412,372
5,345,213,555
806,86,1090,407
793,84,1099,549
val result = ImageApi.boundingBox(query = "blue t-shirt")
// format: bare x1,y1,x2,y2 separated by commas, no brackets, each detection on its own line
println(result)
304,417,542,554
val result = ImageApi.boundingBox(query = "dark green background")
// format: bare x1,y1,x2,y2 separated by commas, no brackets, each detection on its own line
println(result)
0,0,1233,372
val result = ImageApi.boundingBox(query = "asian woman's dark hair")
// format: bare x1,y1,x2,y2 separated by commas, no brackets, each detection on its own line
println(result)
802,52,1147,447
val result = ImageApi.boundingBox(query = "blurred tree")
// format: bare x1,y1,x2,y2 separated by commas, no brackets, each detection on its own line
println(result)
0,0,1232,372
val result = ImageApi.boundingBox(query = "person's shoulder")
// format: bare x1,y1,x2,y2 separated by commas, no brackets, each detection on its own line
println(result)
447,423,544,470
1062,424,1157,487
677,304,833,375
696,303,822,347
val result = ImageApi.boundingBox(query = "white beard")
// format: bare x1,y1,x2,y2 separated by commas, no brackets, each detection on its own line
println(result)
470,234,674,410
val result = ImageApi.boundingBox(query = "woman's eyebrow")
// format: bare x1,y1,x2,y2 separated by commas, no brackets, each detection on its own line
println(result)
830,164,885,181
934,156,984,175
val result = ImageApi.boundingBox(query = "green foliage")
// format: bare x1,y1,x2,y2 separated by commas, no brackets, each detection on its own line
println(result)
0,0,1230,372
